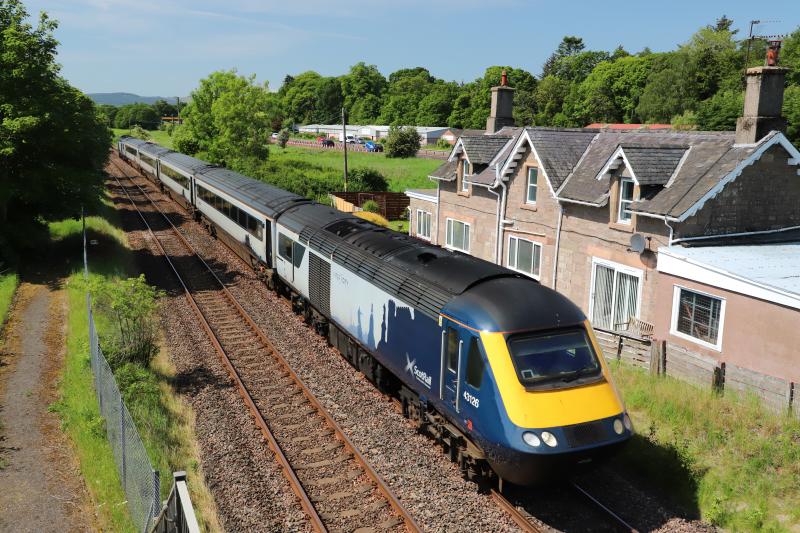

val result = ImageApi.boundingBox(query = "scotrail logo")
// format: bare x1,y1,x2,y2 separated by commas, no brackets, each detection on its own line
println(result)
405,354,432,389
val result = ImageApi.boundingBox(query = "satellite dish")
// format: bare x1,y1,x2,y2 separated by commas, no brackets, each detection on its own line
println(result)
630,233,646,253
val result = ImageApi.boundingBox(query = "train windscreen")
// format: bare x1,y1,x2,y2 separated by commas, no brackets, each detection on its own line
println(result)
506,328,603,389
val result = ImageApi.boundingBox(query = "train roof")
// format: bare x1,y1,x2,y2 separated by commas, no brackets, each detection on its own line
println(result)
137,142,172,158
279,202,541,320
196,167,309,219
443,277,586,334
118,136,150,149
159,151,215,174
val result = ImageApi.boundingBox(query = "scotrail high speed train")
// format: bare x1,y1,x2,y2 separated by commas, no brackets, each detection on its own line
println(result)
119,136,633,485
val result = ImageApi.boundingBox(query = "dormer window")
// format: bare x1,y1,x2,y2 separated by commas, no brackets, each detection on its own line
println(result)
461,160,470,192
617,178,634,224
526,167,538,204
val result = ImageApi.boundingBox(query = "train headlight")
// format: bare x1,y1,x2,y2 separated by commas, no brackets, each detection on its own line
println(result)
522,432,541,448
623,413,633,431
613,419,625,435
540,431,558,448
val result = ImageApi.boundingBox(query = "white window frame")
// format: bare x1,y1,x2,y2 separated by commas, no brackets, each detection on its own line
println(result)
588,257,644,331
445,218,470,253
669,285,726,351
461,159,470,192
416,209,432,241
617,177,635,224
526,167,538,204
507,235,542,280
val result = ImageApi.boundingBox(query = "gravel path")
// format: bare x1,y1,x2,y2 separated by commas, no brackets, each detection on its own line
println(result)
0,283,95,533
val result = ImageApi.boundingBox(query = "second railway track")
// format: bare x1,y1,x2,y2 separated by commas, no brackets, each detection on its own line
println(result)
109,154,419,533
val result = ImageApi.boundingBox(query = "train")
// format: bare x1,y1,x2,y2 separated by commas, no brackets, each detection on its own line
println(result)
118,135,633,486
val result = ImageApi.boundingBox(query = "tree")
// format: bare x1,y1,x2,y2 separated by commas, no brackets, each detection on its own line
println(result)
782,28,800,86
152,98,177,117
130,124,150,140
0,0,109,258
571,55,653,124
534,75,572,125
695,89,743,130
114,103,159,129
384,126,420,158
636,52,698,122
542,36,585,77
281,71,342,125
783,85,800,146
97,104,117,127
178,70,281,165
348,168,388,191
340,62,386,117
277,128,290,148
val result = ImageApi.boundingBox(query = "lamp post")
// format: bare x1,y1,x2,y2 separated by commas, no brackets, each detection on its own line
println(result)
342,107,349,193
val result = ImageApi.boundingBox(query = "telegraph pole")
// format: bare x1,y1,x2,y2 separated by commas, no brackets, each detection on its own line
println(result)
342,107,349,192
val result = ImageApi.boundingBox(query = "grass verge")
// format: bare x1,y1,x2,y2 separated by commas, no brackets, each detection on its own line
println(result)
51,191,219,531
610,361,800,531
0,271,19,328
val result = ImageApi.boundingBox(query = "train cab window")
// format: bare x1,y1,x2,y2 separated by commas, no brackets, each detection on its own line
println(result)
446,327,459,372
507,328,602,389
278,233,293,261
465,338,484,389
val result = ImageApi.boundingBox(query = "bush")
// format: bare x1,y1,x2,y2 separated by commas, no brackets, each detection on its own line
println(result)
361,199,380,213
130,124,150,141
277,128,290,148
172,125,200,155
384,125,421,158
436,137,452,150
348,167,388,192
85,275,163,367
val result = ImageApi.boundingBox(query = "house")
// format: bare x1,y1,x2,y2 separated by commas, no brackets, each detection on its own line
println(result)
656,239,800,383
439,128,487,145
409,60,800,386
298,124,449,145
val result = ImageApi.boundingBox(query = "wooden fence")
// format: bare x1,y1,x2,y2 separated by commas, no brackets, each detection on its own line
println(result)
330,192,409,220
596,329,799,418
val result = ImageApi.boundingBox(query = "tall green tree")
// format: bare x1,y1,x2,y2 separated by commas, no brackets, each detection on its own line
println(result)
177,70,280,166
340,62,386,120
0,0,109,257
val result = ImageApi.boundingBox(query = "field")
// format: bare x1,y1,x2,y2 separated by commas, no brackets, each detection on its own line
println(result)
50,194,218,531
270,145,440,192
610,361,800,531
111,127,172,149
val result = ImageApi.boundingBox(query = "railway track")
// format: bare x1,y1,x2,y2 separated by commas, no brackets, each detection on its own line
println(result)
108,155,419,533
109,153,642,533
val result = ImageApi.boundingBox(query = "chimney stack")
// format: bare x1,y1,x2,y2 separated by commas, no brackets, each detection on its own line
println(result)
486,69,515,133
735,41,788,144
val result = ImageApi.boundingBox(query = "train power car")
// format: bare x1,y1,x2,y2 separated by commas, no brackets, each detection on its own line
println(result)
117,136,633,486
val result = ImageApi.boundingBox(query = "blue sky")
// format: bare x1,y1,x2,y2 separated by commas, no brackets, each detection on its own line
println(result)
24,0,800,97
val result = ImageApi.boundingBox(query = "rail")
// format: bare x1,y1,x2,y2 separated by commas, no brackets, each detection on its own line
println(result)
109,155,420,533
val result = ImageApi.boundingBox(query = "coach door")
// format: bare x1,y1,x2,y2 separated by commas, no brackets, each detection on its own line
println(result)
277,232,294,283
440,321,464,413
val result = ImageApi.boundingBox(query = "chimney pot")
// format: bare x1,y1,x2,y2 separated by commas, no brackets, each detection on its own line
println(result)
766,40,781,66
501,70,508,87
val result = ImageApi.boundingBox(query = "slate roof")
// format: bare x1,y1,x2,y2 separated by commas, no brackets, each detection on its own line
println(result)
621,145,687,185
460,135,513,164
468,165,496,186
429,160,457,181
557,130,769,218
523,128,597,190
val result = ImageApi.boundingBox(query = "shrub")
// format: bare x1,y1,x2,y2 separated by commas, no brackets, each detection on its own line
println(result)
172,125,200,155
384,125,421,158
130,124,150,141
277,129,290,148
361,199,380,213
85,275,163,367
355,211,389,227
348,167,388,192
436,137,452,150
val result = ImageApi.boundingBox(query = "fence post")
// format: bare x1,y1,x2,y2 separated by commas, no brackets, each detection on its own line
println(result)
120,397,127,492
649,342,659,375
151,469,161,527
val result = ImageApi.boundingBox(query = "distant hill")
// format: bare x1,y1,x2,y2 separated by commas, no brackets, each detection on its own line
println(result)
87,92,185,106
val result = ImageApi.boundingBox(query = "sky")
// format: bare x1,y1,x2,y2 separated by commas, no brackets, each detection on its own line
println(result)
23,0,800,97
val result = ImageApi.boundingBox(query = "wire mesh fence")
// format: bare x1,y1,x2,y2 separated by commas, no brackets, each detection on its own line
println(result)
83,216,160,532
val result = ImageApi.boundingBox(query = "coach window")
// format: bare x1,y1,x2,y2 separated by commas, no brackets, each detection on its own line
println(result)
465,337,484,389
278,233,293,261
292,242,305,268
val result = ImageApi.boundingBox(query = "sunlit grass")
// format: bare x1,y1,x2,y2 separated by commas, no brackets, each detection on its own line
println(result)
610,361,800,531
0,272,19,327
